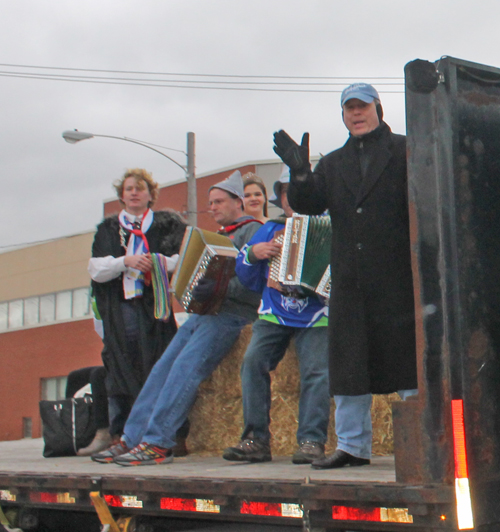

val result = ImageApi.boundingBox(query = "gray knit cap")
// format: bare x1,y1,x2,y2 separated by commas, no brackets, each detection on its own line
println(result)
209,170,244,200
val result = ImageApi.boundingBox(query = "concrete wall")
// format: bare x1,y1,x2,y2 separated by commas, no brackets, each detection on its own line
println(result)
0,232,94,302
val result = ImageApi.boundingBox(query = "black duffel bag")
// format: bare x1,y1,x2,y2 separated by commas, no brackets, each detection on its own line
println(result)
39,396,96,457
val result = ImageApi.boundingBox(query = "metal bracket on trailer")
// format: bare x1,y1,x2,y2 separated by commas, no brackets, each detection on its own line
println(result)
0,506,22,532
89,491,134,532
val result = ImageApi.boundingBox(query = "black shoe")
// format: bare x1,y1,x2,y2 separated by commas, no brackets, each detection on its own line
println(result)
292,441,325,464
172,437,189,458
311,449,370,469
222,438,272,463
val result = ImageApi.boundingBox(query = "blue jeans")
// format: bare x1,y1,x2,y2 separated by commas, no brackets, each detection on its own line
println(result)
240,319,330,445
333,394,373,459
122,312,250,449
333,389,419,459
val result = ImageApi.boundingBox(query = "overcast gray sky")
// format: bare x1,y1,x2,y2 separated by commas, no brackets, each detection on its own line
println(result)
1,0,499,249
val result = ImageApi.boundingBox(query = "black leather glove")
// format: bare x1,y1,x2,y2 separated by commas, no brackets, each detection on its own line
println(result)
192,277,217,303
273,130,310,174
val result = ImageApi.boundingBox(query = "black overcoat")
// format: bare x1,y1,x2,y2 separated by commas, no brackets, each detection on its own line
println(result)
92,210,186,398
287,122,417,395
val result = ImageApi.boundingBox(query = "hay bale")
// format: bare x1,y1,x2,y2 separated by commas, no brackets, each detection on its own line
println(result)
371,393,400,455
187,324,398,457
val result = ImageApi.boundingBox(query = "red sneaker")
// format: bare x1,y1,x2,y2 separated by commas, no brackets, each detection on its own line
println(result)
91,440,130,464
113,442,173,467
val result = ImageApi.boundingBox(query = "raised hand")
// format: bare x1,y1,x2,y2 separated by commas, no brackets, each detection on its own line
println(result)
273,130,310,174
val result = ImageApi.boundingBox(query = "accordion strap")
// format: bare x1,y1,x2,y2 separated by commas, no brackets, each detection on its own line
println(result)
71,399,78,455
218,218,263,235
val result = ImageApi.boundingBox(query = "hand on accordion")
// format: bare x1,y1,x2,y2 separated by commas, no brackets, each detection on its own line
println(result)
252,240,282,261
192,277,217,303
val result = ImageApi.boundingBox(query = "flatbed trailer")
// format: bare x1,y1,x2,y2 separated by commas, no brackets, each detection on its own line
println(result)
0,439,452,531
2,55,500,532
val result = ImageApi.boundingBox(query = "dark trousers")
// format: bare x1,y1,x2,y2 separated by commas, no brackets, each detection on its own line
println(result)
113,301,191,440
66,366,109,430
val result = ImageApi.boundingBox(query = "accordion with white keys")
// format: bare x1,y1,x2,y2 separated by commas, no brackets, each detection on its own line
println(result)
268,214,331,300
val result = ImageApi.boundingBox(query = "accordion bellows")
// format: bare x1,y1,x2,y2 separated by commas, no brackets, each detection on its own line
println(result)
171,227,238,315
269,214,331,299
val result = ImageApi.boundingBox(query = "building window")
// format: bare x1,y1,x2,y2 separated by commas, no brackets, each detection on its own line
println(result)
73,288,91,318
56,291,72,321
23,417,33,439
0,287,91,332
0,302,7,332
24,297,39,326
41,376,67,401
8,300,23,329
40,294,56,323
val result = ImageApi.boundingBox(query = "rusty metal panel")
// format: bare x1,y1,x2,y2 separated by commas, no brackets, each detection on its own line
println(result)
406,56,500,528
392,397,424,483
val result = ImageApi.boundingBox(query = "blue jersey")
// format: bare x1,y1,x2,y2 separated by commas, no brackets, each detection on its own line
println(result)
235,219,328,328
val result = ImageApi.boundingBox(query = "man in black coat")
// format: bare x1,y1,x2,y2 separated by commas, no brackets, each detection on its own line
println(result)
273,83,418,469
89,169,186,442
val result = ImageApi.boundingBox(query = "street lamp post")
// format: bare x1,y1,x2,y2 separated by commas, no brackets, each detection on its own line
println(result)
62,130,197,226
186,132,196,227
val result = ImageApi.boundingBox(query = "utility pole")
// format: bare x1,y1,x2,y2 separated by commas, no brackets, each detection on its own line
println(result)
186,132,197,227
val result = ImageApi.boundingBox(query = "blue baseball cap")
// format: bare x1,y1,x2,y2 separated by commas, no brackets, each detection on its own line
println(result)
341,83,380,107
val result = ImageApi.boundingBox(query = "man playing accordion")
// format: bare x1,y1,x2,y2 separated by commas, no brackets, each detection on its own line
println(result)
92,170,263,466
223,168,332,464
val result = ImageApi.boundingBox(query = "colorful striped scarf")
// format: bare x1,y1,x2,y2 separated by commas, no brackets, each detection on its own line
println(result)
118,209,153,299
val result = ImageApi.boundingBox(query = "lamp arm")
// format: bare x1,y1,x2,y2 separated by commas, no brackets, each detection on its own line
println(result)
93,134,187,172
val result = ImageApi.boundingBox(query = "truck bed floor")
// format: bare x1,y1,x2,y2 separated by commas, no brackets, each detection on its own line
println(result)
0,438,395,483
